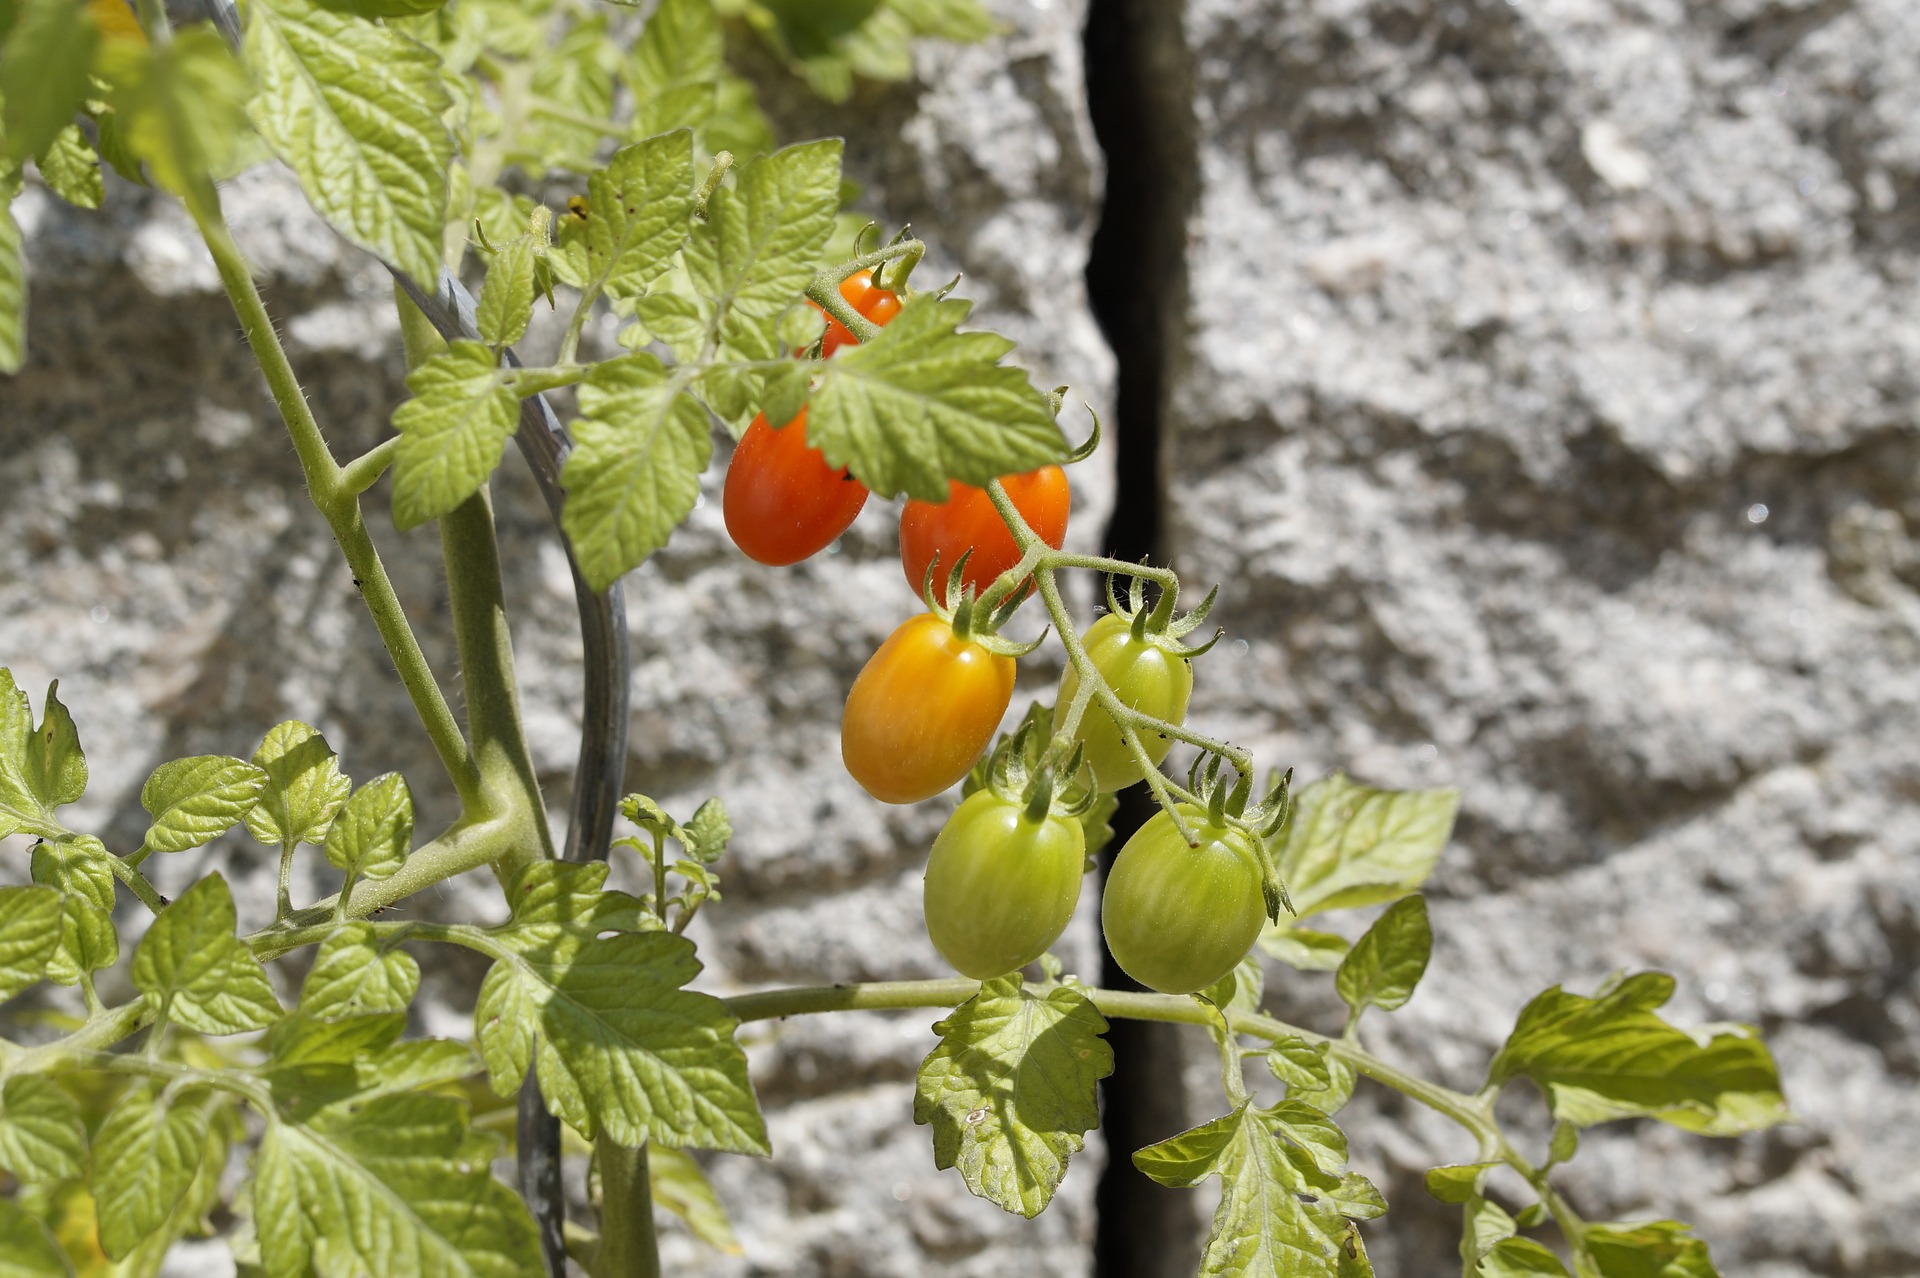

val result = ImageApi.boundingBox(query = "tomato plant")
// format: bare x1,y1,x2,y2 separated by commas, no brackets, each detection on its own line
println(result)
722,406,869,565
817,267,901,357
1101,805,1267,995
923,788,1086,979
842,613,1017,804
1056,611,1195,790
900,465,1070,603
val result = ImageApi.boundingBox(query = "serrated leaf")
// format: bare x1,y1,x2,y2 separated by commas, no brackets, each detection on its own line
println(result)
1423,1162,1495,1205
246,720,352,849
1134,1103,1373,1277
0,1076,86,1183
806,294,1070,501
254,1089,541,1278
29,835,117,983
473,864,766,1153
649,1146,741,1255
1336,895,1431,1017
355,1039,479,1097
323,772,413,881
267,1011,406,1067
1478,1238,1573,1277
1329,1172,1387,1222
131,873,282,1034
34,125,101,210
0,179,21,375
140,754,266,854
1264,1034,1333,1095
758,358,810,430
683,797,731,865
0,0,98,165
1487,972,1788,1135
391,340,519,530
683,138,839,360
1275,773,1460,917
0,1196,69,1277
914,975,1112,1218
0,885,61,1002
92,1085,207,1260
475,232,537,347
1584,1221,1719,1278
300,922,420,1018
1259,922,1350,972
560,352,712,590
573,130,694,307
632,289,705,361
99,26,251,199
0,673,85,839
1269,1099,1347,1176
627,0,721,100
244,0,452,284
1463,1194,1518,1264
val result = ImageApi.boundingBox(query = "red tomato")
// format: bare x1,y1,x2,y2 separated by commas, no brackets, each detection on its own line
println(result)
722,407,869,566
899,466,1070,604
842,614,1016,804
816,269,900,358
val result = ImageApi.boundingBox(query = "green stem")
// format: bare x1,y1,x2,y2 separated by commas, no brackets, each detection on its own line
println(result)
594,1142,660,1278
189,195,485,812
803,238,926,344
340,436,400,496
108,855,167,914
276,838,296,921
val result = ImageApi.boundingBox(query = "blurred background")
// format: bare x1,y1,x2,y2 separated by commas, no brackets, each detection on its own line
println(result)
4,0,1918,1274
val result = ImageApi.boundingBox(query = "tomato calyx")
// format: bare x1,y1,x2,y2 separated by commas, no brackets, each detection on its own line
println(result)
1177,753,1297,924
1104,571,1223,657
917,551,1048,660
966,704,1099,828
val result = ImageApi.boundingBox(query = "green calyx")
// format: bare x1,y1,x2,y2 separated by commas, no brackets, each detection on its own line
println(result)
964,703,1098,827
923,551,1047,659
1105,573,1222,658
1181,755,1295,923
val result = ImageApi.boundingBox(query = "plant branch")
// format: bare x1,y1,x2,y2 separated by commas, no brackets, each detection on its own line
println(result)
594,1141,660,1278
108,854,167,914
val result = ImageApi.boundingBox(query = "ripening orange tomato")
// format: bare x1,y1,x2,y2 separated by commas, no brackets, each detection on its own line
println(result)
723,407,869,566
899,466,1070,604
841,614,1015,804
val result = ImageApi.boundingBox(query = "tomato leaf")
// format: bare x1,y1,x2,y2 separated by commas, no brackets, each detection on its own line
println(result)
0,170,22,376
913,975,1113,1219
1461,1194,1518,1265
626,0,723,102
139,755,268,855
0,886,62,1003
99,27,251,199
1583,1220,1720,1278
473,863,767,1153
648,1145,742,1255
0,1076,86,1183
29,835,117,983
560,352,712,590
0,0,97,164
0,673,86,840
92,1085,207,1260
1133,1102,1379,1277
1263,1034,1334,1097
806,294,1070,501
1476,1238,1573,1277
34,124,102,210
130,874,282,1035
245,721,352,850
322,772,413,882
1487,972,1789,1135
682,797,732,866
1335,895,1431,1018
1274,773,1460,918
557,130,694,311
475,229,540,348
243,0,452,285
1259,921,1350,972
684,138,840,361
1422,1162,1496,1206
391,340,520,531
0,1197,67,1277
300,923,420,1019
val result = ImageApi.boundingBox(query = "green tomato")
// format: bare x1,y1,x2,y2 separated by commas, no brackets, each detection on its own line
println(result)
923,789,1087,980
1054,613,1194,791
1101,805,1265,995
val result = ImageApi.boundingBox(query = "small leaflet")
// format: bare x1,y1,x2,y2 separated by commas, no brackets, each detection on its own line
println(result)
30,834,118,982
1335,895,1432,1018
390,340,520,531
300,923,420,1019
0,672,87,839
0,886,62,1003
91,1085,208,1260
1274,773,1461,917
322,772,413,882
139,755,268,855
0,1075,87,1183
245,720,352,850
130,874,282,1035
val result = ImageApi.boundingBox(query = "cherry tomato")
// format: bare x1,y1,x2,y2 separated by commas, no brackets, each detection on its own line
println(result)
723,407,869,566
923,790,1086,979
1102,806,1265,994
842,614,1016,804
1055,613,1194,791
817,269,901,358
899,466,1070,604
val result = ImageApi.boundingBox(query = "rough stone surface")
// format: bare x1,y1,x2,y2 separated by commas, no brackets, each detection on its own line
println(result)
1172,1,1920,1274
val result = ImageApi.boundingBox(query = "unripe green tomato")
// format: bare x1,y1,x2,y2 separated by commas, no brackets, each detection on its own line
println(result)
1101,805,1264,995
1054,613,1193,791
923,790,1087,980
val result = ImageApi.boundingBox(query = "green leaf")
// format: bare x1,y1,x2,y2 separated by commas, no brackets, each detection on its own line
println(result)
29,835,117,983
322,772,413,881
131,873,282,1034
313,0,450,18
1487,972,1789,1135
0,673,86,839
1259,922,1350,972
914,975,1113,1219
888,0,997,41
627,0,722,99
684,138,840,360
649,1146,741,1255
1134,1103,1376,1277
573,130,694,307
1477,1238,1572,1277
140,754,267,854
391,340,519,530
0,885,61,1002
0,0,97,164
473,863,767,1153
475,231,538,347
1335,895,1431,1017
1584,1221,1719,1278
1548,1120,1578,1167
0,1197,68,1277
267,1010,406,1066
254,1089,541,1278
1274,773,1460,917
1291,1050,1357,1117
1264,1034,1333,1096
0,176,21,375
245,720,352,849
0,1076,86,1182
34,124,101,210
806,294,1071,501
1462,1195,1518,1264
356,1039,480,1097
560,352,712,590
92,1085,207,1260
1422,1162,1495,1206
100,27,251,198
682,797,731,865
300,923,420,1018
244,0,452,284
